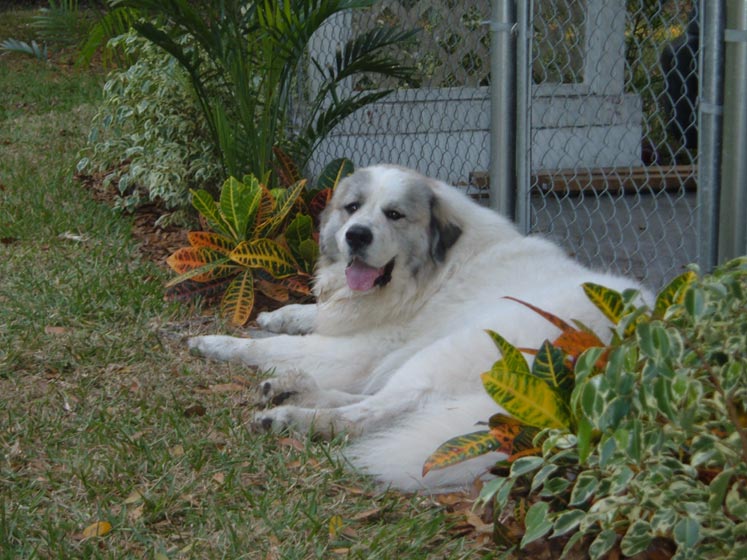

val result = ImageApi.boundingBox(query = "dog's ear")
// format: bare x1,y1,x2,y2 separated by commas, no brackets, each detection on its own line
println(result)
429,196,462,262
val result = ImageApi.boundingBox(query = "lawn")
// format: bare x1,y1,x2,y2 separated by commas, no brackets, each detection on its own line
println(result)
0,9,490,559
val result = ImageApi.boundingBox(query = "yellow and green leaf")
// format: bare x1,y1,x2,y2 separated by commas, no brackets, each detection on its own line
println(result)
230,239,297,278
653,270,697,319
422,430,507,476
256,179,307,238
533,340,574,398
481,367,571,430
221,269,255,326
190,189,235,239
485,330,531,377
219,176,262,240
582,282,624,325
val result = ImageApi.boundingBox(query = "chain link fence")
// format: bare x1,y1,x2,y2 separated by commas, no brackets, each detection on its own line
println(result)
307,0,492,187
307,0,704,289
524,0,700,289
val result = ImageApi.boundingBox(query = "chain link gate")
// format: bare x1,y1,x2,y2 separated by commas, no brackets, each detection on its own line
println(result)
516,0,702,290
306,1,711,289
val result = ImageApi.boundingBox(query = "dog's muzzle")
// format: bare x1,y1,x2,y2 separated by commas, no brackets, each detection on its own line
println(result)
345,225,373,253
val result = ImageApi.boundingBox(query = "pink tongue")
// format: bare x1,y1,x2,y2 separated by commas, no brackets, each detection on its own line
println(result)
346,261,384,291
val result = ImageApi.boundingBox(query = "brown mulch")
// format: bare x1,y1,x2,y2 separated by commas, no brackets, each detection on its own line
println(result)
76,170,187,268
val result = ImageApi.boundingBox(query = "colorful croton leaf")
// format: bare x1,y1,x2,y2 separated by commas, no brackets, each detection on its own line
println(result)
165,174,318,325
423,273,699,477
422,415,539,476
306,158,355,222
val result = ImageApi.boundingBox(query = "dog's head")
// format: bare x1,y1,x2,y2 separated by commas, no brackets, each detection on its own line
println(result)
319,165,462,293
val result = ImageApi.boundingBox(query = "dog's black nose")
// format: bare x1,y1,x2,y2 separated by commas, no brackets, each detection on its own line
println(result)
345,225,373,252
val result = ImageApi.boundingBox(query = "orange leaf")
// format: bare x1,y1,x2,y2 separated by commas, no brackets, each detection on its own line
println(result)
507,447,542,462
553,329,605,362
256,278,290,302
166,247,235,283
280,274,313,296
489,422,523,451
80,521,112,539
187,231,235,255
272,146,302,187
504,296,575,333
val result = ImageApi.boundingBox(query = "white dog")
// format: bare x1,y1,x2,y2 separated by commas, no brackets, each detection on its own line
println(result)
188,164,645,492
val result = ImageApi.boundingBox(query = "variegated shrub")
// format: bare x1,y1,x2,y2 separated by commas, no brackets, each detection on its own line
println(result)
425,260,747,558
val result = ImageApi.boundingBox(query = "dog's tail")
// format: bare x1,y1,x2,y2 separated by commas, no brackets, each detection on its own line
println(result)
346,393,506,493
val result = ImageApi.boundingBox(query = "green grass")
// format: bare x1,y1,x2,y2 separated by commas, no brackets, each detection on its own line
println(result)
0,10,489,559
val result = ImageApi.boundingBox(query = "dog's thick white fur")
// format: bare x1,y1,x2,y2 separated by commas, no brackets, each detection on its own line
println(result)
189,165,646,492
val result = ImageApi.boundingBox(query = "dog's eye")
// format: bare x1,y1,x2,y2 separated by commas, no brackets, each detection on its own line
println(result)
344,202,360,214
384,209,405,221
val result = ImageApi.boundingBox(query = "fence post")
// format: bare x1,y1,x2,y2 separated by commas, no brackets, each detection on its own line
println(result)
719,0,747,262
699,0,725,271
489,0,517,219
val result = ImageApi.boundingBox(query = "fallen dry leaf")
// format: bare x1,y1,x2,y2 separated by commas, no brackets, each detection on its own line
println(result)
170,444,185,458
127,504,144,524
278,437,305,451
351,507,383,522
123,489,143,505
79,520,112,539
328,515,344,539
208,382,245,393
183,403,207,417
44,326,68,335
212,472,225,485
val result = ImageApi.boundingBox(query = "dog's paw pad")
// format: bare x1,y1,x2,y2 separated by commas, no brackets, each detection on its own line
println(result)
260,379,296,406
259,373,317,405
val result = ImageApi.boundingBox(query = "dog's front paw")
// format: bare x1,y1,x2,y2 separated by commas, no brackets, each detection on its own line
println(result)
256,304,315,335
260,370,319,406
253,406,301,433
187,335,253,363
